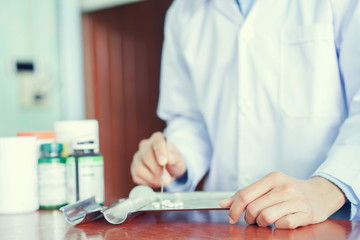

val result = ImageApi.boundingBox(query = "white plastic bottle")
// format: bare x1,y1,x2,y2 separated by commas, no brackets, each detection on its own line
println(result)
0,137,39,213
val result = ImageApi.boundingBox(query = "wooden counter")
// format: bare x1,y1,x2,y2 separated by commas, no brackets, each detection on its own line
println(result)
1,209,359,239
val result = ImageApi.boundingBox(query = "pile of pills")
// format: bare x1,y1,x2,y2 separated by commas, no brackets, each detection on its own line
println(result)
151,199,184,209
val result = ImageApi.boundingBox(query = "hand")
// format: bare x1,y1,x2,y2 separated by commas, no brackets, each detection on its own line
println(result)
219,171,346,229
131,132,187,188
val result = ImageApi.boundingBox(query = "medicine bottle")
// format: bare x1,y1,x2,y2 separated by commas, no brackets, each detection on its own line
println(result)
66,136,104,204
38,143,67,209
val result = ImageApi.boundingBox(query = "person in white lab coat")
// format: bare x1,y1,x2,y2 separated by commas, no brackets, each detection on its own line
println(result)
131,0,360,229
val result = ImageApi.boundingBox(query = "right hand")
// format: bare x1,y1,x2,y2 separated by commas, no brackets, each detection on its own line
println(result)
131,132,187,188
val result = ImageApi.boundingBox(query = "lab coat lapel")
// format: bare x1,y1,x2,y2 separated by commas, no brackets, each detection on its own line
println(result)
212,0,265,29
213,0,243,24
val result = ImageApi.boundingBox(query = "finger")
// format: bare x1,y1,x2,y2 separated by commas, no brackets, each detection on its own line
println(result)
135,168,172,187
162,169,173,186
139,146,163,177
132,175,150,186
241,172,285,205
228,192,248,224
130,152,143,179
274,212,311,229
163,141,187,178
166,154,186,178
227,173,284,225
150,132,168,165
256,198,305,227
166,141,177,165
136,139,162,177
132,162,161,187
245,184,295,224
219,197,234,208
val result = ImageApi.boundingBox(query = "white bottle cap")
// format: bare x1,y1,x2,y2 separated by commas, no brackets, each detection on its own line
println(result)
54,119,99,156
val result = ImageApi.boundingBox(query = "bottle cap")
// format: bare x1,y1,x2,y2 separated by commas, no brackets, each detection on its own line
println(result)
54,120,99,155
41,143,63,153
17,131,55,140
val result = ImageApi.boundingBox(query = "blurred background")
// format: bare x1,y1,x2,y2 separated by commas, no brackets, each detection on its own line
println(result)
0,0,172,201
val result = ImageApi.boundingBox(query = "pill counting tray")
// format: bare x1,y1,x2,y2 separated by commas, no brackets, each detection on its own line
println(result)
61,185,235,225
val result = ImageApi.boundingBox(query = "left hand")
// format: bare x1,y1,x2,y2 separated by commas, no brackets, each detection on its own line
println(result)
219,171,346,229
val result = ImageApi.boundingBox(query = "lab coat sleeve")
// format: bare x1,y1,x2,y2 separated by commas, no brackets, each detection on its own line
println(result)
313,0,360,220
156,1,212,192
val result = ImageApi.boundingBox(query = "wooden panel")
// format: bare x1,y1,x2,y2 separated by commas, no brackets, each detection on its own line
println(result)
82,0,171,201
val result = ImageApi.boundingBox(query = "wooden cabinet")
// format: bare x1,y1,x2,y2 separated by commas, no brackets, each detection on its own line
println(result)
82,0,172,201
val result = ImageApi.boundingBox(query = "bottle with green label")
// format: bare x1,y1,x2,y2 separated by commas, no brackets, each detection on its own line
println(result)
66,136,104,204
38,143,67,209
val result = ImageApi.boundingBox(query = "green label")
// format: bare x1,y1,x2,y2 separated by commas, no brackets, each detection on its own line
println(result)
66,156,103,163
66,156,75,163
78,156,103,162
39,157,66,164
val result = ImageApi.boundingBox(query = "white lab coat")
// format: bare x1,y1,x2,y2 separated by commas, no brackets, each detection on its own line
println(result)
157,0,360,219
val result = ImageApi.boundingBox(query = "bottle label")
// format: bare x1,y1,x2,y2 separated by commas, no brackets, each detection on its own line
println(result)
66,156,104,204
38,161,67,208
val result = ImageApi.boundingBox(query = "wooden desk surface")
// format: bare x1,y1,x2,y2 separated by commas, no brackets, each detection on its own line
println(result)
0,209,359,239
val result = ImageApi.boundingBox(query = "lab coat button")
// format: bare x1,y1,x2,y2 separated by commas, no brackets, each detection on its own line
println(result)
241,27,254,40
238,99,252,115
242,104,250,115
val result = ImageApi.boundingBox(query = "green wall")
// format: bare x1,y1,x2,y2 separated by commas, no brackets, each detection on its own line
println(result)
0,0,61,136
